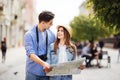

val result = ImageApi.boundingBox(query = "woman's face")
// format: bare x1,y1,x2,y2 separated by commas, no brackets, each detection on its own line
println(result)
57,27,64,40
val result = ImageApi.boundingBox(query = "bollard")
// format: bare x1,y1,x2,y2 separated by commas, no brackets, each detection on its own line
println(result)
117,52,120,63
107,56,111,68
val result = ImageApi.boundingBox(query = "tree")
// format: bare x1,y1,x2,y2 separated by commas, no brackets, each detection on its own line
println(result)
88,0,120,29
70,15,111,41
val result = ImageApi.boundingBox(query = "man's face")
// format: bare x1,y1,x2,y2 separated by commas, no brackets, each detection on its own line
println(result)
44,19,53,29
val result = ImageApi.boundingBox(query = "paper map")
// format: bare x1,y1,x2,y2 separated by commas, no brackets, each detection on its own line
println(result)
46,58,85,76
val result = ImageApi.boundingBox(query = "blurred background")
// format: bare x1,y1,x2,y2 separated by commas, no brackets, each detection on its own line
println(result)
0,0,120,80
0,0,120,48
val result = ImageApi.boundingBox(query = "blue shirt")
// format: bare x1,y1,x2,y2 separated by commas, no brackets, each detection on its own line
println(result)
47,43,76,65
47,43,76,80
24,25,55,76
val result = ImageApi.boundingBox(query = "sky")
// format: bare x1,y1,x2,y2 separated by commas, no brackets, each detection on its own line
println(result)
35,0,85,33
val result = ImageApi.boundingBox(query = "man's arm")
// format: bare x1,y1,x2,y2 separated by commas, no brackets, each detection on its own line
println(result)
24,32,51,72
29,53,52,73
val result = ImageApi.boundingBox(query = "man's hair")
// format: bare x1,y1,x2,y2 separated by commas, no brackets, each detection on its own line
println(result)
38,11,55,23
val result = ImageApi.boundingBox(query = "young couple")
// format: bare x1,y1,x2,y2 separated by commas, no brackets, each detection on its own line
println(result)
24,11,84,80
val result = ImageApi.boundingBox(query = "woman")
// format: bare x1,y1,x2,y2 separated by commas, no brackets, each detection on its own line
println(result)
1,37,7,63
46,25,84,80
90,43,101,68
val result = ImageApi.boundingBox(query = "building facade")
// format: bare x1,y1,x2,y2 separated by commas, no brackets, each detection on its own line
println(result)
0,0,26,47
0,0,37,48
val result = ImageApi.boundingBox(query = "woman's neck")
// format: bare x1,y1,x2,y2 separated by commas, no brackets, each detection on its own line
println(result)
59,39,65,45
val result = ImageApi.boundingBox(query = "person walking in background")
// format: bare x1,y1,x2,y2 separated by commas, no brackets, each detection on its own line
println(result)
0,37,7,63
46,25,84,80
24,11,55,80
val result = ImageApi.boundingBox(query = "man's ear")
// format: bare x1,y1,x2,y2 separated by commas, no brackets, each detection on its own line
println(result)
41,21,44,24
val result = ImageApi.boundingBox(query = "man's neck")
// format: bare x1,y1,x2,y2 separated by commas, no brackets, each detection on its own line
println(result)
38,24,45,32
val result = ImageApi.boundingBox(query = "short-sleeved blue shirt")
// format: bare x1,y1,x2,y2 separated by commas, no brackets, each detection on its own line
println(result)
24,25,55,76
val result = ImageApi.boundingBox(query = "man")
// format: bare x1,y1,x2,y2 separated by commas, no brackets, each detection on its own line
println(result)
24,11,55,80
81,42,92,67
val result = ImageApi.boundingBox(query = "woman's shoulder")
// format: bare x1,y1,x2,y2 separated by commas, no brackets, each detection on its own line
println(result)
50,42,55,46
49,42,55,49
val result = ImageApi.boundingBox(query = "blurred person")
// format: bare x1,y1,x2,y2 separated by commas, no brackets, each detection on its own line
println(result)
90,43,102,68
81,42,93,67
46,25,84,80
76,41,83,56
24,11,55,80
0,37,7,63
76,41,83,49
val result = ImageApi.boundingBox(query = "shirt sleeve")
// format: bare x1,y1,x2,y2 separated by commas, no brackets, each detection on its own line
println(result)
82,47,88,55
46,43,54,64
24,32,36,57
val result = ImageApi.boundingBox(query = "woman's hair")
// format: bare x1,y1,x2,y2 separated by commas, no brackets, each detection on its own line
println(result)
54,26,76,55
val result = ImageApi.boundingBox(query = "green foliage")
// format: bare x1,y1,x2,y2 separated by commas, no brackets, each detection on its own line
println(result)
70,15,111,41
88,0,120,29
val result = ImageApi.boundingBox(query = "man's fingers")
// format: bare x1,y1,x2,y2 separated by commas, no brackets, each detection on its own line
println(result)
43,67,52,73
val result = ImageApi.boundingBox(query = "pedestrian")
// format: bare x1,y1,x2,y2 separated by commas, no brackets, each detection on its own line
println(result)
46,25,84,80
0,37,7,63
24,11,55,80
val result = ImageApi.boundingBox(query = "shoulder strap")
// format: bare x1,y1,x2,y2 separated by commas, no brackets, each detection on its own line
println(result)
46,30,48,55
36,26,48,55
36,26,39,50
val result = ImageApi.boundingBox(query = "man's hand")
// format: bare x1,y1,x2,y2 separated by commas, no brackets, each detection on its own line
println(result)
43,62,52,73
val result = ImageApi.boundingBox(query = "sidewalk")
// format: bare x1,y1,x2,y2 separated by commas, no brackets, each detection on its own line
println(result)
73,47,120,80
0,47,26,80
0,47,120,80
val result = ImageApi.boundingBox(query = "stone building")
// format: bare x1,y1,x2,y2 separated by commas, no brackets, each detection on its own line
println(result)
0,0,37,47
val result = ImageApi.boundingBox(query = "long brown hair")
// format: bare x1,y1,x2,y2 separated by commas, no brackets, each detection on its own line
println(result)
54,26,76,56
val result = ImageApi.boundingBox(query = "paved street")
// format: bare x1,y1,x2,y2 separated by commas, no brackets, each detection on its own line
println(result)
0,47,120,80
0,47,26,80
73,48,120,80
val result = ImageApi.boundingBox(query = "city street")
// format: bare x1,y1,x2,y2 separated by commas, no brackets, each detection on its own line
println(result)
0,47,26,80
73,47,120,80
0,47,120,80
0,0,120,80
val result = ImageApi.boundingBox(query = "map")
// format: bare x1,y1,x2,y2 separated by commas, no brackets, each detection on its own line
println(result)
46,58,85,76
